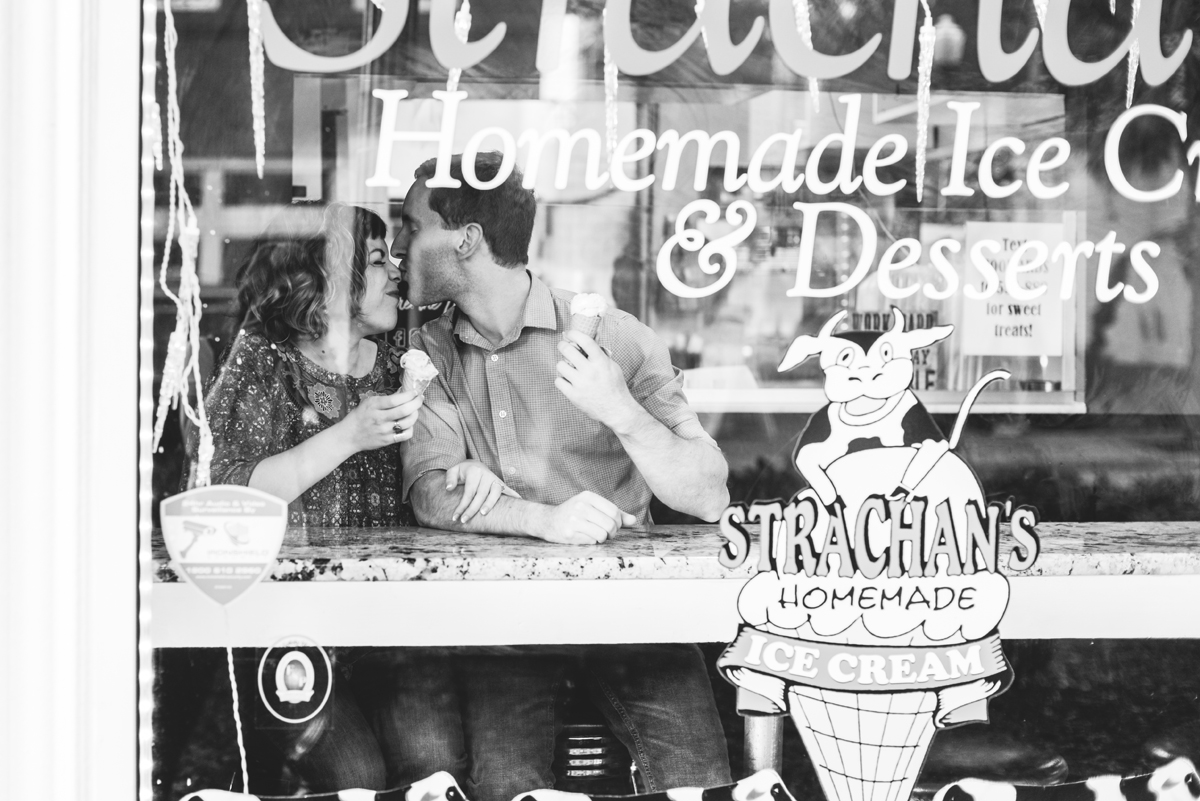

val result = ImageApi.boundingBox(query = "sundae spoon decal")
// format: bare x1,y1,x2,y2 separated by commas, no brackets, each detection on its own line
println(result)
717,308,1042,801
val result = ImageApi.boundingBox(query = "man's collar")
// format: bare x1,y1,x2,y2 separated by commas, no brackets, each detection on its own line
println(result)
452,270,557,351
522,272,558,332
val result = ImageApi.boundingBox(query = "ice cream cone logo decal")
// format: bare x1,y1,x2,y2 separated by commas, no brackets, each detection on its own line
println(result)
717,309,1041,801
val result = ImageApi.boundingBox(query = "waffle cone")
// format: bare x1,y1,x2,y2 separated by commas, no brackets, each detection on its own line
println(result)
570,313,601,339
788,686,937,801
401,372,433,396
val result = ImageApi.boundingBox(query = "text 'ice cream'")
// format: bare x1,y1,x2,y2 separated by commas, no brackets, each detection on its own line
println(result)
717,309,1043,801
717,485,1040,801
400,349,439,395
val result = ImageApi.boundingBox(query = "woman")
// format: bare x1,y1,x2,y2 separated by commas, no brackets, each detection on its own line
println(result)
207,203,420,526
184,203,503,793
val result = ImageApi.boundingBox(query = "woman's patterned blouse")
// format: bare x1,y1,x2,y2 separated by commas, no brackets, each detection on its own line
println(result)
202,331,415,527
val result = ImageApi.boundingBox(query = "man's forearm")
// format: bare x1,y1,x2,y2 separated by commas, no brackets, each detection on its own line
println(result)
410,471,551,536
609,405,730,521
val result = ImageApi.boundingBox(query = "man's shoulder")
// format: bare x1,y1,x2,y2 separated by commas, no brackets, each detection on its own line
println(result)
599,303,661,350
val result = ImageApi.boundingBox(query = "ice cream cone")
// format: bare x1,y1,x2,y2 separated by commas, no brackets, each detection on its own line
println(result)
568,293,607,341
401,371,434,396
788,686,937,801
400,349,439,396
570,313,601,339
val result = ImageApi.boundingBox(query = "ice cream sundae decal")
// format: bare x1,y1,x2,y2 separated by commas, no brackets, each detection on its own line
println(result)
717,308,1042,801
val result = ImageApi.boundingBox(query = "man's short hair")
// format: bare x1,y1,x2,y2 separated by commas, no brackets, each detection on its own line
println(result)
414,152,536,267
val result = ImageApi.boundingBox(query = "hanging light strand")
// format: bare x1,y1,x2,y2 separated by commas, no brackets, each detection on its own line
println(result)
247,0,266,178
447,0,472,92
227,644,251,794
150,100,164,171
1126,0,1142,107
153,1,214,489
791,0,820,110
915,0,936,203
603,9,619,163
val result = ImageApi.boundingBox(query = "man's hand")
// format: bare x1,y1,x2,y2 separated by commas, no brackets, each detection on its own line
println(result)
444,460,521,524
555,332,638,431
540,490,637,545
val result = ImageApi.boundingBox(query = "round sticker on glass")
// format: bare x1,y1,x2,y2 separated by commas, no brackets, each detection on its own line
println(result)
257,636,332,724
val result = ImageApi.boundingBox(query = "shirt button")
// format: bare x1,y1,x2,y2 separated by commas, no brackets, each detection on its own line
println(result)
490,354,498,362
498,410,507,418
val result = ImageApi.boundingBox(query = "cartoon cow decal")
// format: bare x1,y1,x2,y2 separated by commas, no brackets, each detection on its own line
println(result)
779,307,1007,520
714,310,1038,801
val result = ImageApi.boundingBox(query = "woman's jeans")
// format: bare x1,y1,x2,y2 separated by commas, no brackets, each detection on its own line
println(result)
270,648,469,792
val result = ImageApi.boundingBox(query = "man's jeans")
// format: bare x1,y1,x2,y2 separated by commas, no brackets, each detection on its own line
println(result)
457,645,732,801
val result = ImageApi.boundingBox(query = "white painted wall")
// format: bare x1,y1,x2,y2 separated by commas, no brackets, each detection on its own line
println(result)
0,0,138,798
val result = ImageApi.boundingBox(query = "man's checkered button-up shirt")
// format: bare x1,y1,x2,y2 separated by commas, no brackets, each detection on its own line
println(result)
400,272,717,530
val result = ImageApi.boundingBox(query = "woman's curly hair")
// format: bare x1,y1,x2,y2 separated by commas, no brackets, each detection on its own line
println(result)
234,203,389,344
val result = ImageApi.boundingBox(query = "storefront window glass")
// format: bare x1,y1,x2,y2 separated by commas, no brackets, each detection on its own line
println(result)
151,0,1200,521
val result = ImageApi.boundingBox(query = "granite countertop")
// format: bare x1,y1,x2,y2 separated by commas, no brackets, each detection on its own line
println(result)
151,522,1200,583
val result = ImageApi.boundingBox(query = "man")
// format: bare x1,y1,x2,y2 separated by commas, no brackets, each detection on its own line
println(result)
394,151,732,801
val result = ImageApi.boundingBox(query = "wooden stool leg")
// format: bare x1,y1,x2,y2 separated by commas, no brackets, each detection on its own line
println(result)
743,714,785,773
